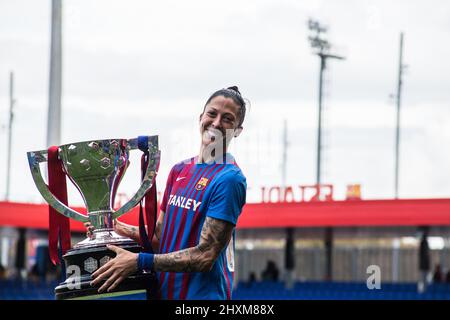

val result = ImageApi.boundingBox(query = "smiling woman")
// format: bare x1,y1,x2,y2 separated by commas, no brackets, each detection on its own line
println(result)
88,87,249,300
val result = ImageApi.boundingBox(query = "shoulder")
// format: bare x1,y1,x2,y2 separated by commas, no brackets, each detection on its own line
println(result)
170,157,195,174
218,154,246,182
165,158,195,187
214,165,246,186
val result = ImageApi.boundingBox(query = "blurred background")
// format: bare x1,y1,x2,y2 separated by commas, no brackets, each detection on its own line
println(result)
1,0,450,300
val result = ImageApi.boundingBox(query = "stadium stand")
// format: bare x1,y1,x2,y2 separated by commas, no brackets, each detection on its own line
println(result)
233,281,450,300
2,279,450,300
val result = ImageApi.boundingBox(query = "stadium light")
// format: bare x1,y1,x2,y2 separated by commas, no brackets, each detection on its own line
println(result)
307,18,345,282
307,18,345,187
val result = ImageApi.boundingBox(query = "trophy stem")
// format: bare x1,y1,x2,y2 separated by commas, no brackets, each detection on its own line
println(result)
89,210,114,230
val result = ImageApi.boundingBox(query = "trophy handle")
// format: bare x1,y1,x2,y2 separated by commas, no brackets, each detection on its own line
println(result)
27,150,90,223
112,136,160,219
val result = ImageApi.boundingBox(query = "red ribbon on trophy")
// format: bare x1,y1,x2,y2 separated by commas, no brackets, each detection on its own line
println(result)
47,146,71,265
140,177,157,253
138,136,158,253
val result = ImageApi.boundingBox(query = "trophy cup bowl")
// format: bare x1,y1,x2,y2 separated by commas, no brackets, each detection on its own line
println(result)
27,136,160,299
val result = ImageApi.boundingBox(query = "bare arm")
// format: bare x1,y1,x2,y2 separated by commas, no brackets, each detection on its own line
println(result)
114,220,140,242
90,215,233,293
116,211,165,252
151,210,165,251
86,210,165,251
153,216,234,272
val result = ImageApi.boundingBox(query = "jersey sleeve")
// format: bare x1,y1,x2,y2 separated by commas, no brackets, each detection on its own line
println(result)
206,171,247,225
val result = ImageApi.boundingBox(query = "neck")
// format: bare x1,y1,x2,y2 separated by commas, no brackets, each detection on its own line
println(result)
198,144,227,164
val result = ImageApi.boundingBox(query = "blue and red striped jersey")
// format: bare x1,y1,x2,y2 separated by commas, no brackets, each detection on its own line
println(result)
157,153,246,300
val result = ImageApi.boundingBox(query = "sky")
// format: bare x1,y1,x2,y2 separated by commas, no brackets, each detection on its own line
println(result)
0,0,450,205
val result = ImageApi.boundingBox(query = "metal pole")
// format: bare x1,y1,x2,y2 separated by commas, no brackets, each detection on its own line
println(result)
15,228,27,279
281,119,288,189
47,0,63,148
284,227,295,288
394,33,404,199
325,227,333,281
308,20,344,187
317,55,325,186
307,20,344,282
6,71,15,201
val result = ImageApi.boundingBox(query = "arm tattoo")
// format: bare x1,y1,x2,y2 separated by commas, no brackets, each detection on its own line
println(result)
153,217,234,273
130,226,138,239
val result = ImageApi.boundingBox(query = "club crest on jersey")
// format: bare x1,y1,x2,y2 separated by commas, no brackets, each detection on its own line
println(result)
195,177,209,191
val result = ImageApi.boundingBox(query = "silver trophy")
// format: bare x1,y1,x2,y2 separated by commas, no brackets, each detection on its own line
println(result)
27,136,160,299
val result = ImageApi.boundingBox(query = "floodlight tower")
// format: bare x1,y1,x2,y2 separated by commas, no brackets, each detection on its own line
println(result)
307,19,345,187
307,19,345,282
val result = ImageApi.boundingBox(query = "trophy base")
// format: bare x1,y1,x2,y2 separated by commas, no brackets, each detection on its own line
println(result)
55,273,156,300
55,240,157,300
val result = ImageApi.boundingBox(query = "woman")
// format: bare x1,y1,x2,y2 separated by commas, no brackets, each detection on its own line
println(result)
88,86,248,299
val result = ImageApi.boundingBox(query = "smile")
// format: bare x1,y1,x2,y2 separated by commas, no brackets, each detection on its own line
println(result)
205,127,224,140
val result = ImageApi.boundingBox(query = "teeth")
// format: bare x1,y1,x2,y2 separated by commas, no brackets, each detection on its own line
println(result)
207,128,220,137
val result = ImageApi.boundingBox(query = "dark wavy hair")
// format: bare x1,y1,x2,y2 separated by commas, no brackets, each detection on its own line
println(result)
203,86,247,127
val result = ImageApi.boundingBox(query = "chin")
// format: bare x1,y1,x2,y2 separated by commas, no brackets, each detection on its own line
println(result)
203,140,216,147
201,136,212,145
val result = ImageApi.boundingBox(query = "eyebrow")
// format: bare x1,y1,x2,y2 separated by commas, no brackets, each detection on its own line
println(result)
205,106,236,119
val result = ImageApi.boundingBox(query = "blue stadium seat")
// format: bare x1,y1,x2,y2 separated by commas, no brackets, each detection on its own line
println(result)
3,279,450,300
232,280,450,300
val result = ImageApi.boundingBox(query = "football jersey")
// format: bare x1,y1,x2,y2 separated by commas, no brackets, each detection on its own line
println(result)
157,153,246,300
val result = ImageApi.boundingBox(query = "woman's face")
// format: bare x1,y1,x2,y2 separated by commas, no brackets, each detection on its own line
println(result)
199,95,241,148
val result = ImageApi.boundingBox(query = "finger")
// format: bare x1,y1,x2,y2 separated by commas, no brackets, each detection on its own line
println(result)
91,266,114,287
92,259,114,279
106,244,122,254
107,275,125,292
98,272,120,293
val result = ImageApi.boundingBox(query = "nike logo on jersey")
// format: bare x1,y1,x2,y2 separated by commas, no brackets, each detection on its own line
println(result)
176,177,186,182
168,194,202,211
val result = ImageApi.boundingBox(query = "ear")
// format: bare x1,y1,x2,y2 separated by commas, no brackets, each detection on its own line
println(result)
199,113,203,122
234,127,243,138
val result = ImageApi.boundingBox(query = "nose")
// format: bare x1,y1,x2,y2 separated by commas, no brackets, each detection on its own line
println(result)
211,115,222,129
